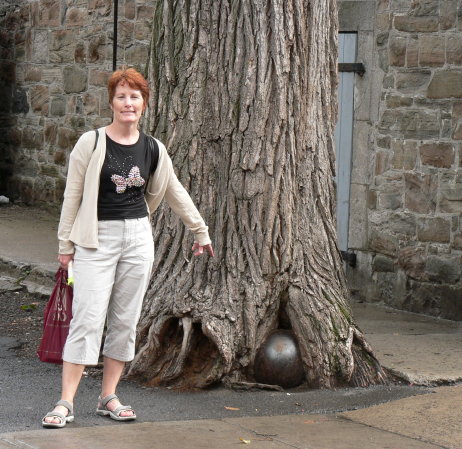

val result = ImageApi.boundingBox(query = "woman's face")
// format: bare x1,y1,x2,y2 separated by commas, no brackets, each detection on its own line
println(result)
110,82,145,126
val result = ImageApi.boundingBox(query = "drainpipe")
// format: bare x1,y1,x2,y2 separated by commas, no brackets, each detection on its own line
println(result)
113,0,118,71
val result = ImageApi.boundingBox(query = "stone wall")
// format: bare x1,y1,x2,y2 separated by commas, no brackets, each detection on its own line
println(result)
342,0,462,320
0,0,154,204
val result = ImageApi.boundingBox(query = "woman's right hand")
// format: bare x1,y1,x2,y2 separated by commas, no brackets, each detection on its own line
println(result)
58,254,74,270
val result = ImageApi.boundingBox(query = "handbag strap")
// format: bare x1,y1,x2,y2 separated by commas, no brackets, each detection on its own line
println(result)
92,129,99,152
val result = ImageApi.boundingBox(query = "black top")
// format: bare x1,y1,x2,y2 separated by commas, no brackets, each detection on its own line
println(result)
97,132,158,220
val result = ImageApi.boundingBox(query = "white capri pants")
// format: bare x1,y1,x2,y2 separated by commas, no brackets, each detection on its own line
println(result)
63,217,154,365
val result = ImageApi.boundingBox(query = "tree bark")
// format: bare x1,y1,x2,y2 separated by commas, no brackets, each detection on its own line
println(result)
127,0,389,389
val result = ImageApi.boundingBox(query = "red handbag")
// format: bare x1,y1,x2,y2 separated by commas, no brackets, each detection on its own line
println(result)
37,268,73,364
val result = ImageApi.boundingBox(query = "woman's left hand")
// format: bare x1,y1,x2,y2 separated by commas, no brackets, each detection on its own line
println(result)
192,242,215,257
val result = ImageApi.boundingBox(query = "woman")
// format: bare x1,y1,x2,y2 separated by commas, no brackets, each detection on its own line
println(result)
42,68,214,427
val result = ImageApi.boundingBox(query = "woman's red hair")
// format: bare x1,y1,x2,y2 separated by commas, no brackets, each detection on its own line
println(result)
108,68,149,106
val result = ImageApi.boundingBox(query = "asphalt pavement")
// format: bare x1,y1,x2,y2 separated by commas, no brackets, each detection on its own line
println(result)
1,204,462,449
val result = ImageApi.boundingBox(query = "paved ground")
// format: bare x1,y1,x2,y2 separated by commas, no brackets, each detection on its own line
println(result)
1,204,462,449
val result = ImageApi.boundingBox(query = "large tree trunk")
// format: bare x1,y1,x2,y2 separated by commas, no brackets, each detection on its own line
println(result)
127,0,389,389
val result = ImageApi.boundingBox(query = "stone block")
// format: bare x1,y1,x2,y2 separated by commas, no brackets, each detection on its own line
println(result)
392,0,411,9
389,36,406,66
404,172,437,213
369,228,399,256
67,116,86,130
377,191,402,210
30,30,48,64
88,35,106,63
63,66,87,93
375,150,389,175
136,5,155,20
40,164,59,177
125,0,135,20
22,129,43,149
379,109,439,139
417,217,451,243
134,20,152,42
383,73,394,89
65,8,88,28
50,97,66,116
41,68,62,84
119,21,134,42
75,43,86,63
31,0,61,27
377,0,390,12
419,142,455,168
440,185,462,213
442,119,452,139
418,35,445,67
44,122,58,144
30,85,49,113
375,270,407,309
452,102,462,140
426,255,461,283
385,94,413,108
428,71,462,99
440,0,458,30
409,0,439,16
376,12,391,31
395,70,431,93
391,140,417,170
372,254,395,272
83,93,99,115
453,233,462,250
88,0,112,16
447,36,462,65
56,177,66,201
50,30,77,64
376,32,388,47
89,69,111,87
125,44,149,66
386,211,417,236
53,151,67,166
11,175,35,204
24,66,42,82
393,15,438,32
91,117,112,128
75,96,84,115
404,281,462,319
66,115,86,130
377,135,391,149
57,127,77,149
377,47,389,71
367,189,377,209
398,245,427,280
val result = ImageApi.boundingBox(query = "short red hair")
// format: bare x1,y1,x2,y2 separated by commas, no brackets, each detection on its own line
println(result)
108,68,150,106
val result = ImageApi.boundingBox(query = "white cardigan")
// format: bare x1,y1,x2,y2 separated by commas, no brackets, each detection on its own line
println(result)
57,127,211,254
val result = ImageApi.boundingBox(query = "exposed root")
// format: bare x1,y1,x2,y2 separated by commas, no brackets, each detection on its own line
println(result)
223,379,285,392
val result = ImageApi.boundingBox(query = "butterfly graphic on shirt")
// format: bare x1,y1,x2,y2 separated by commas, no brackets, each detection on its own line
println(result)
111,166,145,194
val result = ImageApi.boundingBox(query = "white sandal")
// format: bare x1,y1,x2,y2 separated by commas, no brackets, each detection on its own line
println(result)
42,400,74,428
96,394,136,421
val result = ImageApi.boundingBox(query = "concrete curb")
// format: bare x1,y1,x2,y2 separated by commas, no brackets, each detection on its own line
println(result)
0,256,54,299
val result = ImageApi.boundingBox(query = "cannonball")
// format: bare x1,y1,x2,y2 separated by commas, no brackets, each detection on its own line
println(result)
254,330,305,388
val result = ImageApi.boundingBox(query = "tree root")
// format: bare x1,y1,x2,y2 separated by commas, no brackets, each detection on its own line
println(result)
223,379,285,392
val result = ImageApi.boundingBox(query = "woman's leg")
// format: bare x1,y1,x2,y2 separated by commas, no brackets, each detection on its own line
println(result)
100,356,133,417
43,362,85,424
100,218,154,417
44,221,120,425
